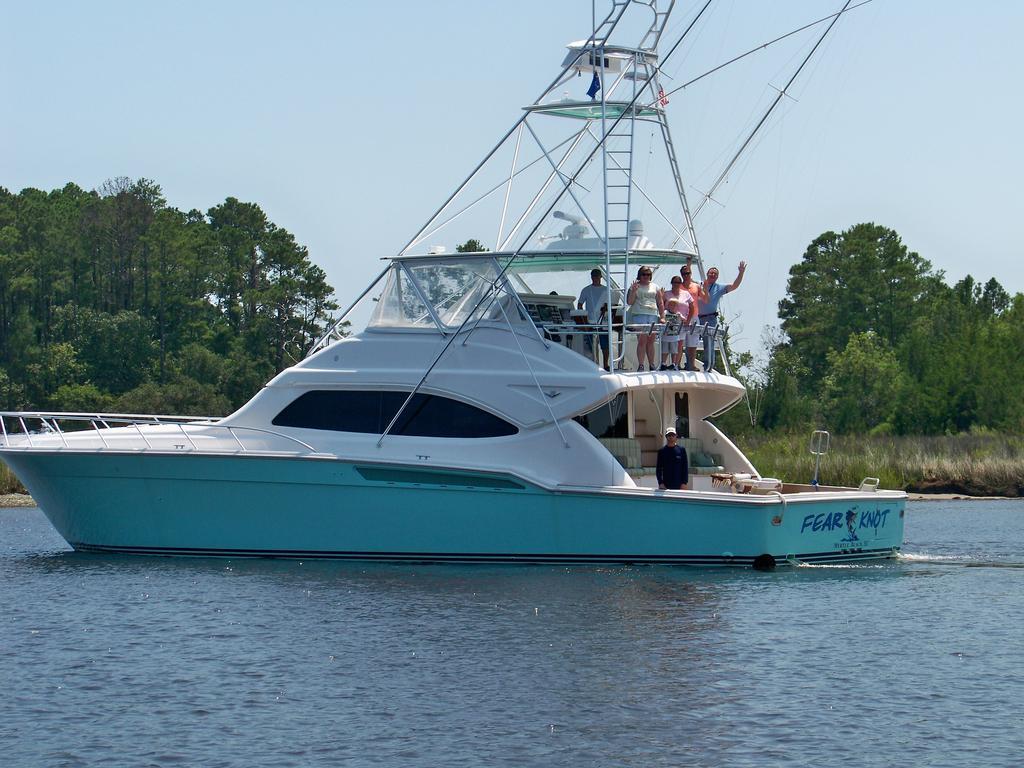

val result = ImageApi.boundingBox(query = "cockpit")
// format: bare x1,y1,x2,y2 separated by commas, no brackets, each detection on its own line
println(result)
353,247,725,378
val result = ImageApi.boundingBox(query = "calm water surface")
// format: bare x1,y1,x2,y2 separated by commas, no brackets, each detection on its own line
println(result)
1,500,1022,767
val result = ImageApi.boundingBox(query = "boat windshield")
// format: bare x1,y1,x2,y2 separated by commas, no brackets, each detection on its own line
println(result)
367,257,530,331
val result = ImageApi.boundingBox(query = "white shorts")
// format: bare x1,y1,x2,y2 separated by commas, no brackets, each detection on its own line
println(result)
684,326,700,347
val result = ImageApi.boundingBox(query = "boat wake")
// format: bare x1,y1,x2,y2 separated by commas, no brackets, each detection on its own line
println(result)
897,552,971,564
787,552,1024,570
790,561,889,569
897,552,1024,569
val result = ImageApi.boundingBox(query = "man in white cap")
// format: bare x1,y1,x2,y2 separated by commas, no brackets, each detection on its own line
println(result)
656,426,689,490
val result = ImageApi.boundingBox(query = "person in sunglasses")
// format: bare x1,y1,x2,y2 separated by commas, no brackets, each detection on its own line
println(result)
656,427,689,491
626,265,664,372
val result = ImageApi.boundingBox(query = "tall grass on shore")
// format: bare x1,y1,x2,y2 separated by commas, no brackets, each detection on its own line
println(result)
1,461,25,495
740,432,1024,495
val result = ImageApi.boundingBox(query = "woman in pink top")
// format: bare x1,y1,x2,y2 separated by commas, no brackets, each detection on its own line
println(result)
679,260,708,371
666,275,696,369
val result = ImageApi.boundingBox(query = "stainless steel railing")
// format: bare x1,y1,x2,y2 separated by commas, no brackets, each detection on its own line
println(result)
0,412,320,455
537,320,728,370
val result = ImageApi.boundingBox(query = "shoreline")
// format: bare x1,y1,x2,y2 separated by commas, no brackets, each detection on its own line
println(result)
2,492,1021,509
907,493,1021,502
0,493,36,508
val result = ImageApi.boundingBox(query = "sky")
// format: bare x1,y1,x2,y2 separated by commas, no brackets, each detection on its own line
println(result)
4,0,1022,359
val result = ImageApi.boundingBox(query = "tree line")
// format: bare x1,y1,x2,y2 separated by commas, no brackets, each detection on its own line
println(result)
728,222,1024,436
0,178,337,415
1,183,1018,437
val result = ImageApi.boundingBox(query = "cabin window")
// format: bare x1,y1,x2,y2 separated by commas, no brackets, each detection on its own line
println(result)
367,267,435,329
272,390,518,438
574,392,628,438
407,259,497,327
367,259,529,331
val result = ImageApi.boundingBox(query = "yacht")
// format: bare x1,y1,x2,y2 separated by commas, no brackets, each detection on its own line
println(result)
0,0,904,567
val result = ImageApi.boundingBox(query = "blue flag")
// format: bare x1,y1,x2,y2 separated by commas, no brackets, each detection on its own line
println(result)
586,72,601,100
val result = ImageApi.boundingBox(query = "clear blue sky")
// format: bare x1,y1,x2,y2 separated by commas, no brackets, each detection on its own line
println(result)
4,1,1021,358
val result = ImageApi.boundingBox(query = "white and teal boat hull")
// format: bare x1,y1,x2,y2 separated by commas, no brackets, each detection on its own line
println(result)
0,1,913,570
5,451,904,566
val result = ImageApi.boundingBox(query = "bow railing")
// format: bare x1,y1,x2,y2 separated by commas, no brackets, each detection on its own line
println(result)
0,412,320,455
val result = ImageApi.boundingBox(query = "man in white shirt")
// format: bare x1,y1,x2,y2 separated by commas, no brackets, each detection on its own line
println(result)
577,269,616,370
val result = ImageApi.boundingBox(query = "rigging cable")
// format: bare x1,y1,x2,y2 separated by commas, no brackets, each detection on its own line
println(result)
741,86,788,428
651,0,873,107
690,0,855,221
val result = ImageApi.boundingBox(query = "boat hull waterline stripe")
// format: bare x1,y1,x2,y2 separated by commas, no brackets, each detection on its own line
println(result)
70,542,898,565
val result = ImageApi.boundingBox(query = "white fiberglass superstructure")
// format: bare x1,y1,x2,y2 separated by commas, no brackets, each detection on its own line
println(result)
0,0,904,566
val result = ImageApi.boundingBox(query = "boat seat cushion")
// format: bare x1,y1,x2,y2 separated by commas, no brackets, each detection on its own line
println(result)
689,449,724,475
598,437,642,470
691,450,717,467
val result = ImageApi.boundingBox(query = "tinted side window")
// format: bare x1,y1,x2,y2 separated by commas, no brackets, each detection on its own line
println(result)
385,392,517,438
272,390,517,438
272,390,382,433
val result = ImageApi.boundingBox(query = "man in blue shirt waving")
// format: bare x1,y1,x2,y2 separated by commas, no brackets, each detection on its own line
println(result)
700,261,746,373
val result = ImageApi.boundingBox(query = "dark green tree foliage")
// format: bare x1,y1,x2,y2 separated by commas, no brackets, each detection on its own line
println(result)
820,331,906,434
0,180,337,414
778,223,937,380
757,343,817,431
757,222,1024,435
456,239,488,253
50,305,155,393
208,198,335,372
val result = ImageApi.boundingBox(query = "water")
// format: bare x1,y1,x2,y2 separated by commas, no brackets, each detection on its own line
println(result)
1,501,1022,767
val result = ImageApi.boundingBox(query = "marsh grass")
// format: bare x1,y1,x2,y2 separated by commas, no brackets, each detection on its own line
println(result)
740,433,1024,495
1,461,25,495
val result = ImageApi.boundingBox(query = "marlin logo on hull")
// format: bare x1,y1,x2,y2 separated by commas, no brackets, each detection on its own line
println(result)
843,507,859,542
